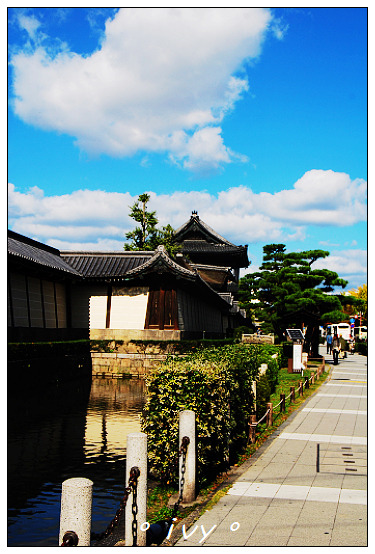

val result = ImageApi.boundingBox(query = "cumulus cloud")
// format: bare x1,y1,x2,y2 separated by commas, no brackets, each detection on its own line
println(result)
9,7,274,172
312,249,367,277
8,169,367,250
256,170,367,226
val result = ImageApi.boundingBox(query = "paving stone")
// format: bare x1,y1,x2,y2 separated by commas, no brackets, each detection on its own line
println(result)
172,348,367,547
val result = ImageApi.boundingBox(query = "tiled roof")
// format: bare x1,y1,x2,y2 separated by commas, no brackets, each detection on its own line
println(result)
123,245,196,280
60,251,153,278
174,213,235,246
8,231,81,276
181,240,247,255
174,214,249,268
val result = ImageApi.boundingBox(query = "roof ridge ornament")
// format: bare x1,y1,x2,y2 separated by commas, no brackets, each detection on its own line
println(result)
191,210,199,219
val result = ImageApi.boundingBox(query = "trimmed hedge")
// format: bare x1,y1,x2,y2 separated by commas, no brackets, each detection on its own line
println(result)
8,340,91,361
130,338,235,354
141,343,280,486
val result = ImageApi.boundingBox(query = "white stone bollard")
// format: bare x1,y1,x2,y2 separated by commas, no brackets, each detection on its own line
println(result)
259,363,268,375
179,410,196,503
125,432,147,546
59,477,93,546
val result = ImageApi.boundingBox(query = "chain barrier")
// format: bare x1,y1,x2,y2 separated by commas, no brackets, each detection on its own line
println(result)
171,436,190,518
146,436,190,546
61,531,79,546
249,365,323,444
131,468,139,546
90,466,140,544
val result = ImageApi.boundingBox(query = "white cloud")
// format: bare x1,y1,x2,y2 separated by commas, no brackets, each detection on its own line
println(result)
9,7,275,173
312,249,367,277
256,170,367,226
8,169,367,251
17,13,42,42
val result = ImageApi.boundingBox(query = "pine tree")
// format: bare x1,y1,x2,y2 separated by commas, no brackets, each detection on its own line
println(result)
239,244,348,342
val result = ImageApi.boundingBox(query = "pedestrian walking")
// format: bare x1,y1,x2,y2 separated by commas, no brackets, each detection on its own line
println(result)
332,334,340,365
326,333,333,354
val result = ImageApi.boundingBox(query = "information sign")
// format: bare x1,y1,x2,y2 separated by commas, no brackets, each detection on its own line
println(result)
293,343,303,372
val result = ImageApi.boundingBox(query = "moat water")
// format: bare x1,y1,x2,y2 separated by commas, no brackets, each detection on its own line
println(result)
8,377,146,546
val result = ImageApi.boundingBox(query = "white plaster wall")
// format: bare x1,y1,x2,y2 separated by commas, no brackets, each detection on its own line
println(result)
89,291,149,330
109,294,149,330
89,296,107,329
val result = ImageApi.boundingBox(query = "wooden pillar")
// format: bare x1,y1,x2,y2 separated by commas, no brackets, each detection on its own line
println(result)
280,394,286,412
248,414,257,444
290,386,295,403
266,403,273,427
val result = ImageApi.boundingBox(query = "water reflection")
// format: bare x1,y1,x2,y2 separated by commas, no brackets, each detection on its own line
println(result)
8,378,146,546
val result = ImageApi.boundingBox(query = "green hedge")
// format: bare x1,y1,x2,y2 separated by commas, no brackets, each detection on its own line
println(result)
355,341,368,356
141,344,280,487
130,338,234,354
8,340,91,361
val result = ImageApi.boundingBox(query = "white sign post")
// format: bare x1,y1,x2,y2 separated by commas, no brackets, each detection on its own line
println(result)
286,329,305,374
292,343,302,372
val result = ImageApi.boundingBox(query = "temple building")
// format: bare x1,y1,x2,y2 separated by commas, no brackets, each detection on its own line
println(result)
8,215,252,345
174,210,249,296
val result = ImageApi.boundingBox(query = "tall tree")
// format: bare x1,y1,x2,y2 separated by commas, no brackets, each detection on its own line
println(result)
239,244,348,347
124,194,179,256
124,193,158,250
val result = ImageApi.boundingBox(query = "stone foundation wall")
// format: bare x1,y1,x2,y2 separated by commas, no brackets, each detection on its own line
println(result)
90,328,182,378
91,352,168,379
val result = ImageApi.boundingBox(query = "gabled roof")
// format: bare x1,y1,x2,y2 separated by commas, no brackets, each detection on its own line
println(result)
174,212,235,246
174,212,249,268
123,245,197,281
8,230,81,276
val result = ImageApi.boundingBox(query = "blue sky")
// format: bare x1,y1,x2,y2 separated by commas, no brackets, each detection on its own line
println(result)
8,7,367,290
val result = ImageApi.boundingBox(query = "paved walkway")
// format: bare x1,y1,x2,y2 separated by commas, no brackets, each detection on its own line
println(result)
175,347,367,546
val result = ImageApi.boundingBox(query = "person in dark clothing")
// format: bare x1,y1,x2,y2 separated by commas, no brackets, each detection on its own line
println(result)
332,334,340,365
326,333,333,354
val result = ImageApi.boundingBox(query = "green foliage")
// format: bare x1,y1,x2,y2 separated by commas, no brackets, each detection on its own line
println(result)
124,193,180,256
141,344,280,486
90,340,124,352
239,244,348,341
233,326,253,341
130,338,235,354
124,193,159,251
257,345,281,393
255,373,271,421
8,340,91,361
355,340,367,356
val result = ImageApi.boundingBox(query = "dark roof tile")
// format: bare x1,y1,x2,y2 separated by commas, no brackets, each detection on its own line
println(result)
8,233,81,276
60,252,153,278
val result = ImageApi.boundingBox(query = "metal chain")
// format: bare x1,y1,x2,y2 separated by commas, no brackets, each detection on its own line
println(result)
171,436,189,518
131,472,139,546
91,466,140,544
